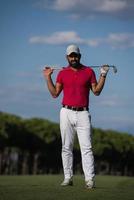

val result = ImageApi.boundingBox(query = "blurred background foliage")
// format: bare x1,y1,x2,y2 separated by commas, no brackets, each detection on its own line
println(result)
0,111,134,176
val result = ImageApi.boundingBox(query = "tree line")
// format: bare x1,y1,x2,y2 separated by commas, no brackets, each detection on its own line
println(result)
0,111,134,176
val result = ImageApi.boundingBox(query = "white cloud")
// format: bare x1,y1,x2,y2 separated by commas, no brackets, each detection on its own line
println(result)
53,0,77,10
95,94,134,109
107,33,134,49
94,115,134,134
29,31,134,49
97,0,126,12
35,0,134,19
91,94,120,107
86,38,103,47
29,31,84,44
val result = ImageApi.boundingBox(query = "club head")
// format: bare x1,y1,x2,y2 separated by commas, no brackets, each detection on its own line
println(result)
112,66,117,73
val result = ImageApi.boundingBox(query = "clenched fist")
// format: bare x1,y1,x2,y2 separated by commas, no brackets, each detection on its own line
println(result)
100,65,109,76
43,66,54,78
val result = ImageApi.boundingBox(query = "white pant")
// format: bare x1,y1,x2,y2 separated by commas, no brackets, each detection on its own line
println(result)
60,107,95,181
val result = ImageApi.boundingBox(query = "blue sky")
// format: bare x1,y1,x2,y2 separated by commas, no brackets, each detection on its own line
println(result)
1,0,134,134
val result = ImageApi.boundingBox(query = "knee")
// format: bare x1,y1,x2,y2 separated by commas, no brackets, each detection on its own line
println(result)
62,145,73,154
81,146,93,155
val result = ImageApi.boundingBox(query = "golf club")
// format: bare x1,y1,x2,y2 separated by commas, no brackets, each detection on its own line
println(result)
45,65,117,73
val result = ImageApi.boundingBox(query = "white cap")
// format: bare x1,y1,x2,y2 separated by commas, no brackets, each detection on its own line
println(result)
66,44,80,56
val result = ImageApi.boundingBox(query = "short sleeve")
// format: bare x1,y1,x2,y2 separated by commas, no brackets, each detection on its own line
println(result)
56,71,63,84
90,69,97,84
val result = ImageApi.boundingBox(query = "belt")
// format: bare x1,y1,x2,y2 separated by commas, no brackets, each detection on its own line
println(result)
63,105,89,111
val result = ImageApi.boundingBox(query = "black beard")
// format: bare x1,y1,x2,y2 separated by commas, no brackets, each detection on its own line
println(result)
69,61,80,68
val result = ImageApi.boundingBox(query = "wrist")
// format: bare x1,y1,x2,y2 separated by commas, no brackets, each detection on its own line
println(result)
46,75,52,81
100,73,106,78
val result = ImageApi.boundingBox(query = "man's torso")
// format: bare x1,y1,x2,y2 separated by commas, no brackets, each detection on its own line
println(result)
56,65,97,107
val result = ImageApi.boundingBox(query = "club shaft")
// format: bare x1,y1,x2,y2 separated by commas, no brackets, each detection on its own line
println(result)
90,65,115,68
51,65,115,70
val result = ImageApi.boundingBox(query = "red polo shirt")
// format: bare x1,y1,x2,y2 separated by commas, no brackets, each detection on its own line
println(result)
56,65,97,107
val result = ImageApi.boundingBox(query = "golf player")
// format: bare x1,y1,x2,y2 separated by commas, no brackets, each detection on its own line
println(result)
43,44,109,189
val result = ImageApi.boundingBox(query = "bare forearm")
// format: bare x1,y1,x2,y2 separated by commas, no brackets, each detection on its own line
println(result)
93,75,106,95
46,76,57,97
92,64,109,95
43,67,62,97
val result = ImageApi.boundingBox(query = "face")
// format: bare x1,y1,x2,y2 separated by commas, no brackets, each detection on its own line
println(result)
67,53,81,68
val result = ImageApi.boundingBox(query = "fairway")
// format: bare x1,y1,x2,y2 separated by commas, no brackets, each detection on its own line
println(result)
0,175,134,200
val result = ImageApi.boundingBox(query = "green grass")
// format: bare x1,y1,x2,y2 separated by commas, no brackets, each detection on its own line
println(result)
0,175,134,200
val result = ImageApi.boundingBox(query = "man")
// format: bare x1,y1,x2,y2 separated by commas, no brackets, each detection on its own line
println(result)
43,44,109,189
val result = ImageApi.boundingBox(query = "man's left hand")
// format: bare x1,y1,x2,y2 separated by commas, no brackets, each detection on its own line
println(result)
100,65,109,76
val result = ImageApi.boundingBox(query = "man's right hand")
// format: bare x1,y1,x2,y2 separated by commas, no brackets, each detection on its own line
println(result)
43,67,54,79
